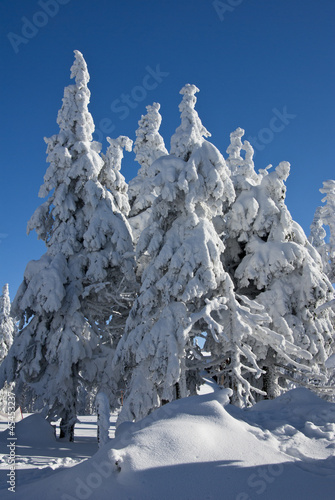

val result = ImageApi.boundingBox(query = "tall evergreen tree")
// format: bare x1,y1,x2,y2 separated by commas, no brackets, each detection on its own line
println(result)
112,85,312,420
222,129,335,397
0,51,135,439
113,84,235,423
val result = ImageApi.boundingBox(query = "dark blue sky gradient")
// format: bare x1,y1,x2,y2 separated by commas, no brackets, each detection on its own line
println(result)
0,0,334,298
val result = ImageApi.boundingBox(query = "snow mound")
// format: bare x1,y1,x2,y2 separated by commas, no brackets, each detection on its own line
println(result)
3,389,335,500
108,387,284,474
228,388,335,471
243,388,335,431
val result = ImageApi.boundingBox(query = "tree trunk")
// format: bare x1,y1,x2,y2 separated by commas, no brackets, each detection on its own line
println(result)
96,392,110,448
59,412,75,441
262,348,280,399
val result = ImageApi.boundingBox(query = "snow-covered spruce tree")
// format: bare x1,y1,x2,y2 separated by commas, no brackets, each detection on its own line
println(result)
309,206,328,272
310,180,335,284
225,127,259,195
0,284,16,412
319,180,335,282
0,51,135,439
170,85,211,161
112,85,312,419
128,103,168,244
84,134,135,336
100,135,133,216
0,284,15,364
112,84,235,423
80,134,138,413
222,129,335,397
200,274,313,405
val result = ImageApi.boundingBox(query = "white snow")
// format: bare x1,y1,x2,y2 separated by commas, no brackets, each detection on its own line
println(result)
0,386,334,499
326,353,335,369
1,54,334,499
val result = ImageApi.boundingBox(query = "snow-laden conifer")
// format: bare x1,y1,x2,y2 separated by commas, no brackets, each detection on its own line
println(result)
309,206,327,252
113,85,236,423
128,103,168,244
226,127,259,192
170,84,211,161
83,134,135,334
100,135,133,215
0,284,16,412
113,85,311,419
223,130,335,397
133,102,167,173
0,51,135,439
0,284,15,364
312,180,335,284
309,206,328,276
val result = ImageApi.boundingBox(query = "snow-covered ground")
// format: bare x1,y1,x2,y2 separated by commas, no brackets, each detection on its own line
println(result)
0,383,334,499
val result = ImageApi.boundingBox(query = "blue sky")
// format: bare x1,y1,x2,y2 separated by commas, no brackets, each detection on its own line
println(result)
0,0,334,299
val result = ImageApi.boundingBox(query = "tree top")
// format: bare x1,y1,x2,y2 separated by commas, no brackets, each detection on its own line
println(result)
70,50,90,88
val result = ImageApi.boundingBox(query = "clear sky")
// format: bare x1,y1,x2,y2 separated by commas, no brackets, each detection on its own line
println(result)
0,0,334,300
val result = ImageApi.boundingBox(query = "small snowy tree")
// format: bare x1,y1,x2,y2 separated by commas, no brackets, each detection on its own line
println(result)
309,206,325,245
0,51,135,439
128,103,168,244
0,284,15,364
225,127,259,194
0,284,16,412
100,135,133,215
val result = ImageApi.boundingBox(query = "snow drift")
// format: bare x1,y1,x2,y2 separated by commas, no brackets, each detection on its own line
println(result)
1,387,334,500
